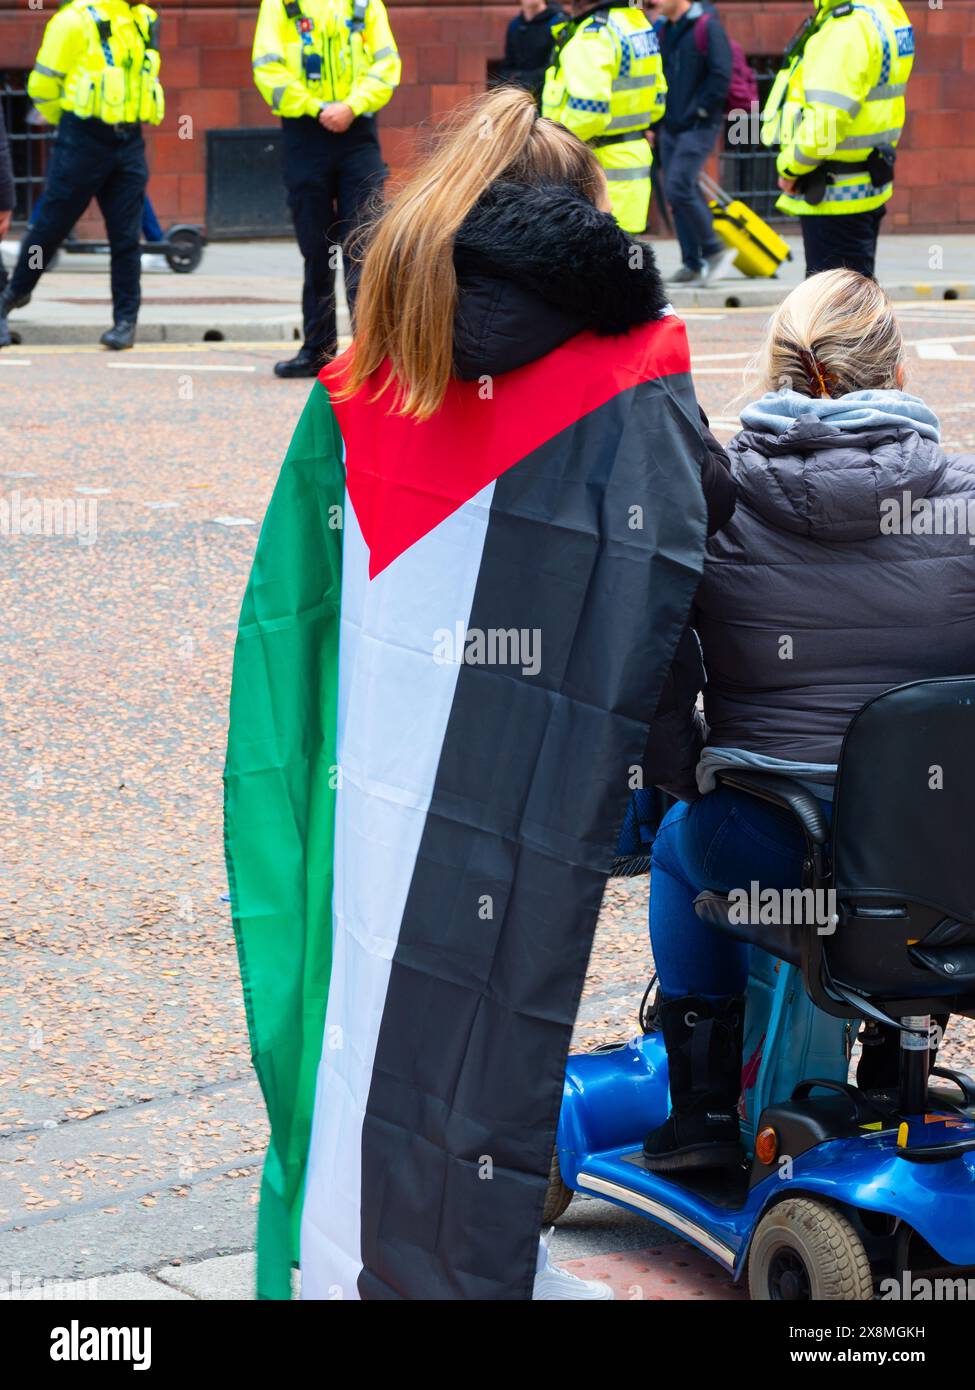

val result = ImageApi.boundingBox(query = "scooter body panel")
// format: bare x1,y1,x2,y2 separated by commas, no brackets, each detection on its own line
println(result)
557,1034,975,1277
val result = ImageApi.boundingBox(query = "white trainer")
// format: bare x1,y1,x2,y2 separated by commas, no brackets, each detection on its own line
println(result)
532,1228,615,1300
702,246,738,285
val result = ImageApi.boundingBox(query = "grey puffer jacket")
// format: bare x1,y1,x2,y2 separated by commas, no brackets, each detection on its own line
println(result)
696,416,975,765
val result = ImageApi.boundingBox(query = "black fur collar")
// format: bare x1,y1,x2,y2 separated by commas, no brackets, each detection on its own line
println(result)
452,180,668,380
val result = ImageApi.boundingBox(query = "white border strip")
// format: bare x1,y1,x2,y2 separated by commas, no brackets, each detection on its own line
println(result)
576,1172,737,1268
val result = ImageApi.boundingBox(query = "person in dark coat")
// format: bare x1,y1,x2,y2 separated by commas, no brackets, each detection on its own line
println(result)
651,0,734,285
497,1,564,100
641,269,975,1174
0,102,14,346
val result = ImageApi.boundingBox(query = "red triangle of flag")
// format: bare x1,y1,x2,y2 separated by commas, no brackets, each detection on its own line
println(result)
322,315,689,579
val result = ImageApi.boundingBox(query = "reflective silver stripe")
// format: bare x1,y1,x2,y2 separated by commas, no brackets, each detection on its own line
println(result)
368,73,396,86
271,85,287,111
867,80,906,100
577,1173,736,1267
837,126,902,149
253,52,284,67
604,110,652,130
371,44,395,60
803,87,861,115
613,73,658,92
33,63,67,80
604,164,651,180
791,148,821,168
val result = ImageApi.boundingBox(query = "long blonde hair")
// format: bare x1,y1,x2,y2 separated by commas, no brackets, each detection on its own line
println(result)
335,87,605,420
753,269,905,400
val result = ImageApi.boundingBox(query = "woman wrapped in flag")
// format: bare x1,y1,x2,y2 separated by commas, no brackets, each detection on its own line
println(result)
224,86,715,1300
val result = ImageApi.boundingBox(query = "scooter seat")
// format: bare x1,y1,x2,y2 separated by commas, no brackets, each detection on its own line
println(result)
693,890,802,967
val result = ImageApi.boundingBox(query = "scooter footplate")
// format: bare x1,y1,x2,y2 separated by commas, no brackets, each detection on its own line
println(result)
620,1150,751,1210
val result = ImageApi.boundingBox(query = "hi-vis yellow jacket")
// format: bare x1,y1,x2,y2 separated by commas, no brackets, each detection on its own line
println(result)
542,3,666,234
763,0,914,216
252,0,400,120
28,0,164,127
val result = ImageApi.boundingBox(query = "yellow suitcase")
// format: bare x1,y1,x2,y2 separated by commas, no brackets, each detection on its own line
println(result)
699,173,792,279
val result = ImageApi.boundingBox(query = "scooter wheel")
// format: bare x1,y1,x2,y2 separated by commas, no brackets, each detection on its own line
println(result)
165,227,204,275
748,1198,874,1301
541,1149,574,1225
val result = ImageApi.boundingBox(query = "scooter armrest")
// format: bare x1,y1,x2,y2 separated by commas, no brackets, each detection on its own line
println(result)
714,769,829,846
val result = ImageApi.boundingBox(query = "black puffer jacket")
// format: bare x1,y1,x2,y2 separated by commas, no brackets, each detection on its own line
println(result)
450,180,735,803
453,179,668,377
452,180,734,528
697,415,975,765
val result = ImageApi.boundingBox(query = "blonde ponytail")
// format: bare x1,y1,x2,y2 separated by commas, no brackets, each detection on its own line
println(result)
334,86,604,420
753,269,905,400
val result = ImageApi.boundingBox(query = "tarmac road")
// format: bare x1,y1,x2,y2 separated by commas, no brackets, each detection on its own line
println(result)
2,299,974,1296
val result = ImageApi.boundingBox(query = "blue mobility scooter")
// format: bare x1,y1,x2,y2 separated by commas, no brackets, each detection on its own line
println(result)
548,678,975,1300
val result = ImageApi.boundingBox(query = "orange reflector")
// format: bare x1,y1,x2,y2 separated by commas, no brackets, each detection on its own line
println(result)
755,1126,778,1165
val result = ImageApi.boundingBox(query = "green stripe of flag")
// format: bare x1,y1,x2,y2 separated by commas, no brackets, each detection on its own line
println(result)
224,381,344,1299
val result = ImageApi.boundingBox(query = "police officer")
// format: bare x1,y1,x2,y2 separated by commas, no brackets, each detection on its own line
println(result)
253,0,400,377
0,0,164,350
763,0,914,278
542,0,666,234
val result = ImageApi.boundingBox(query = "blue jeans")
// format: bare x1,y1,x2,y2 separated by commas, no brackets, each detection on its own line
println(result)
657,124,723,271
648,787,831,1000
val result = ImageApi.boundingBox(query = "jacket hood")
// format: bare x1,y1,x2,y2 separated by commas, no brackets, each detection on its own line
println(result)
452,180,668,380
727,415,950,541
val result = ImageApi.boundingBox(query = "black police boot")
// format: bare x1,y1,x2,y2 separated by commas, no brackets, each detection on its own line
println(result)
1,287,31,314
100,320,137,351
643,994,745,1173
274,346,325,379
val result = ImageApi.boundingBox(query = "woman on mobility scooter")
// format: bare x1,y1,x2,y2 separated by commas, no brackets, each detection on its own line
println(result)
642,269,975,1176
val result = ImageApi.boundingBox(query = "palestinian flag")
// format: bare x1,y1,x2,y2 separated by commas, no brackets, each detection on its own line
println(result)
224,312,707,1300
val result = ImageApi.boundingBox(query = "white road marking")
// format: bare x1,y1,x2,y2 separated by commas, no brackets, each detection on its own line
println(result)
107,362,257,373
145,501,180,510
691,350,753,362
211,516,256,527
909,333,975,350
75,486,111,495
916,342,975,361
0,358,32,366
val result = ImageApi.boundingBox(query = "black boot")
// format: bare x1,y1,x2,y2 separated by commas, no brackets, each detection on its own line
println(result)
1,287,31,314
643,994,745,1173
100,320,136,350
274,346,326,379
0,287,20,348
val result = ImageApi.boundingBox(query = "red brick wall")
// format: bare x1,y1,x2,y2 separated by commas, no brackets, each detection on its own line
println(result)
2,0,973,233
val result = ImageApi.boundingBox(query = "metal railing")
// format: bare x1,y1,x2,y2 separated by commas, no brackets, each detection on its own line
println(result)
717,57,787,225
1,72,53,225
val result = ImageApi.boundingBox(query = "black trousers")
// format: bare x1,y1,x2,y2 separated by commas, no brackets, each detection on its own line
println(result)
800,206,886,280
9,112,147,321
281,116,387,356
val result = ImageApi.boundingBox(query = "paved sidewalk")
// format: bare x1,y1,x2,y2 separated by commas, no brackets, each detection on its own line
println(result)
0,239,322,345
653,231,974,307
2,232,972,345
17,1237,748,1301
